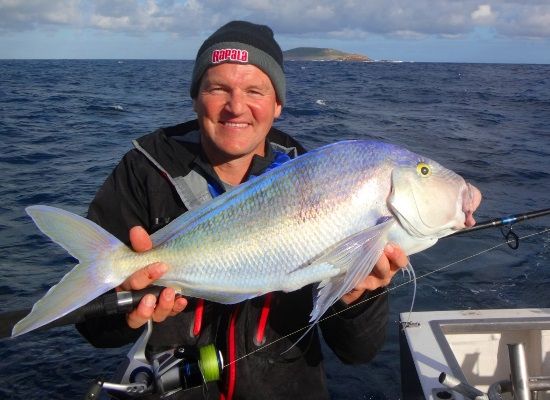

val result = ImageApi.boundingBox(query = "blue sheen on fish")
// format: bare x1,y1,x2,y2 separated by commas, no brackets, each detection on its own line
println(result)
12,140,481,337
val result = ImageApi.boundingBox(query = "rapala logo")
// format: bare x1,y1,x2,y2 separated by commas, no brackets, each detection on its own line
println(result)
211,49,249,64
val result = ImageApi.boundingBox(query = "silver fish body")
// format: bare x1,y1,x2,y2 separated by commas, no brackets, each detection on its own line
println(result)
13,140,481,336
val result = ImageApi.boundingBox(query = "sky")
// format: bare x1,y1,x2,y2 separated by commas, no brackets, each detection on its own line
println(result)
1,0,549,63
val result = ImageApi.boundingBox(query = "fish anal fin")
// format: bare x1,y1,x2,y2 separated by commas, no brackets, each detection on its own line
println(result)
157,280,263,305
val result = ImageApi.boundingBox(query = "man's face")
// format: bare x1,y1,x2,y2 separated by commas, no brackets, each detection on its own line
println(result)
194,63,282,164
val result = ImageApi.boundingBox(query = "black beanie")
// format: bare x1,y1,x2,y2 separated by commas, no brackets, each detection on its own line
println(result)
190,21,286,105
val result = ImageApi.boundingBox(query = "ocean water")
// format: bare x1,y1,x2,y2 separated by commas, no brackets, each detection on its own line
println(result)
0,60,549,399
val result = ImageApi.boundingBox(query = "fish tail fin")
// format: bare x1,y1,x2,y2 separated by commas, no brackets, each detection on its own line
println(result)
283,219,395,353
12,205,128,337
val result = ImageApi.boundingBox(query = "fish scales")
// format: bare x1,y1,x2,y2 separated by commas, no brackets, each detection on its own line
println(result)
181,142,404,305
156,142,390,292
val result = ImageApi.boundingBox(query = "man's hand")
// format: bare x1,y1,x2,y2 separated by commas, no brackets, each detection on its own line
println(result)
341,243,408,305
117,226,188,329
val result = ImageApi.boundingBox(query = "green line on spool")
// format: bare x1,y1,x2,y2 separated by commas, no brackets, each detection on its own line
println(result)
199,344,221,382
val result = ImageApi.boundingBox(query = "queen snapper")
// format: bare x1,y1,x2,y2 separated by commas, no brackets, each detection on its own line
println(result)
12,140,481,337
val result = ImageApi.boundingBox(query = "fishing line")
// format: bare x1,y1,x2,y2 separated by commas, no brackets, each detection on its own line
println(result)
223,227,550,369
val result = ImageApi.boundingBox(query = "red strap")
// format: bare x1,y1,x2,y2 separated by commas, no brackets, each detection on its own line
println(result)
223,305,240,400
255,293,273,345
193,298,205,337
221,295,272,400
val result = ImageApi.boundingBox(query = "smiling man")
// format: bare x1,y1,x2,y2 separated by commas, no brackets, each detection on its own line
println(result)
194,62,283,184
77,21,409,399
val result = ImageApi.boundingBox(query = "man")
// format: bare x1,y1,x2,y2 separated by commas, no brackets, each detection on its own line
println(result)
77,21,408,399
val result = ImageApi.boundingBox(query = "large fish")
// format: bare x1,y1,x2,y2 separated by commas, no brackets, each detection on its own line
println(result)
13,140,481,337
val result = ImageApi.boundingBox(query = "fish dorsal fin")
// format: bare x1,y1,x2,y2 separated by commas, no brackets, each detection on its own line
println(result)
150,172,273,246
151,154,307,247
150,143,349,247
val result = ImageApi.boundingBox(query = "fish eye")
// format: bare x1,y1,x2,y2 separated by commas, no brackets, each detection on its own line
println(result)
416,162,431,177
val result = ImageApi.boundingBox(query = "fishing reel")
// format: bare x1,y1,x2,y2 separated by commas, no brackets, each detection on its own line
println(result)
85,320,223,399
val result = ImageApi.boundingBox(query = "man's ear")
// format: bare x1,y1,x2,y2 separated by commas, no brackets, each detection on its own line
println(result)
274,100,282,119
192,99,197,113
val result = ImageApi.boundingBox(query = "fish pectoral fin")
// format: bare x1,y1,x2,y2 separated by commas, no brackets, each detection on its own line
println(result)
309,218,395,324
401,261,417,324
281,218,396,354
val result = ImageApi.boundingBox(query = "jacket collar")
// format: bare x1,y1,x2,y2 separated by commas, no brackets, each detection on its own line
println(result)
134,119,302,190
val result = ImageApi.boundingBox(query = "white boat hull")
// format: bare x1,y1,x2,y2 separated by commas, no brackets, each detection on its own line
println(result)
400,308,550,399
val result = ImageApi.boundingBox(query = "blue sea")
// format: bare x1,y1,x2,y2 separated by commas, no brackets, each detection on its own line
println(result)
0,60,549,399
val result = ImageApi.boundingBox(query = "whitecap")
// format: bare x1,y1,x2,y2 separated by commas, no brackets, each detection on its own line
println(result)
316,99,327,106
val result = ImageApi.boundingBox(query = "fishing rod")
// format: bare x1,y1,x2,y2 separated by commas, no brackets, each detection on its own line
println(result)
1,208,548,340
449,207,550,249
452,207,550,235
0,286,164,340
1,208,548,398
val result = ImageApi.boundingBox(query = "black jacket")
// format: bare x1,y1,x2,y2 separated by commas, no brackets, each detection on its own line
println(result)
77,120,389,399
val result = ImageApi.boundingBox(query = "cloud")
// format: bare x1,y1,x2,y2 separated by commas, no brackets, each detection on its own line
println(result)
494,3,550,38
0,0,81,31
471,4,495,23
87,0,204,32
1,0,550,39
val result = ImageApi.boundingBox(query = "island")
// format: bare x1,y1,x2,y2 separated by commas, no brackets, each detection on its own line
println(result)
282,47,371,62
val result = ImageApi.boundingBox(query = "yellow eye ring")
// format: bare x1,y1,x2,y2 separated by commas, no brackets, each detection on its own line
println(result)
417,162,431,177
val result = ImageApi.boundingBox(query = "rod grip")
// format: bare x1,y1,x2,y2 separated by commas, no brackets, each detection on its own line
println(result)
0,286,165,339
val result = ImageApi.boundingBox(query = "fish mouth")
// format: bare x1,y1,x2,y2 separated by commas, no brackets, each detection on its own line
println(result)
389,177,482,238
411,180,482,232
461,183,482,228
